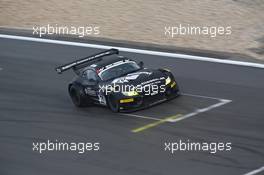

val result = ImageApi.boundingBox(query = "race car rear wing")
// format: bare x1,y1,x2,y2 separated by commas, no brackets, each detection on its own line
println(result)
55,48,119,74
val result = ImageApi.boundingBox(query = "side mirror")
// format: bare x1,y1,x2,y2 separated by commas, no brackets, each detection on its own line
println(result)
139,61,144,68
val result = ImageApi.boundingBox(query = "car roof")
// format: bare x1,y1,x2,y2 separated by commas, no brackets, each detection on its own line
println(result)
86,55,133,70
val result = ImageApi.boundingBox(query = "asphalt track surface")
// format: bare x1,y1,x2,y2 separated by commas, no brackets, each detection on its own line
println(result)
0,35,264,175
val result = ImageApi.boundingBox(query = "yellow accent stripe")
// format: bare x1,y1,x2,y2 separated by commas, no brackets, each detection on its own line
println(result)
120,98,134,103
131,114,182,133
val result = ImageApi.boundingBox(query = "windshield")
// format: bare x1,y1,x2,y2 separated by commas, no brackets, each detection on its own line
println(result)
99,61,141,81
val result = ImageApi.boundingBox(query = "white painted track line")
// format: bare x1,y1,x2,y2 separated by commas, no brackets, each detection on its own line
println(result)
181,93,225,100
1,34,264,69
243,166,264,175
122,113,162,121
121,93,232,123
168,99,231,122
168,93,232,122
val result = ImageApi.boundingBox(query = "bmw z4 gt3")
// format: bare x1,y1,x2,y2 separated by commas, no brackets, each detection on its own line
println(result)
55,49,179,112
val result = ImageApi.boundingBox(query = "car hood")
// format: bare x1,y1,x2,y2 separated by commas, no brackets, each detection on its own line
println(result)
105,68,167,87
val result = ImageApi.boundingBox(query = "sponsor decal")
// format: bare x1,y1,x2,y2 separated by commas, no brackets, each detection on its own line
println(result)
112,72,152,84
98,93,106,105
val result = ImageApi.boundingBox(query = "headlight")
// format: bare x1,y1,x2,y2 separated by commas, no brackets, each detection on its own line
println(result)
122,91,139,96
165,76,171,85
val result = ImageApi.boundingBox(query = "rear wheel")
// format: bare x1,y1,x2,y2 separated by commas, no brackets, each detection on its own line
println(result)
107,94,120,112
69,85,89,107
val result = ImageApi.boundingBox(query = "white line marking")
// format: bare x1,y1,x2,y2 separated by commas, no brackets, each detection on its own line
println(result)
169,93,232,122
181,93,224,100
0,34,264,69
168,99,231,122
121,93,232,123
0,67,2,71
243,166,264,175
122,113,162,121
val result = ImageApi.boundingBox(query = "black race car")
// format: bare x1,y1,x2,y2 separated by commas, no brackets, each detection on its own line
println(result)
55,49,179,112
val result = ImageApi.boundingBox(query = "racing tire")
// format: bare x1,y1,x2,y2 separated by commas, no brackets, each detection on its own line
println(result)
107,94,120,112
69,85,90,107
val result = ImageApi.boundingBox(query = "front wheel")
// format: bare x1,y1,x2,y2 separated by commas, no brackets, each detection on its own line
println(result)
107,94,120,112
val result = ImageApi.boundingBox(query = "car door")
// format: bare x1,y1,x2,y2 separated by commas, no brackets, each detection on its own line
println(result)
82,69,99,96
82,69,106,105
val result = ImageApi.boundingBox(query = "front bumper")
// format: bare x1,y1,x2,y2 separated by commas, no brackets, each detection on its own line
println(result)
118,82,180,112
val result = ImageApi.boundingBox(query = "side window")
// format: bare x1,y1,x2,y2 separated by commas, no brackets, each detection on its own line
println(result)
84,70,98,81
